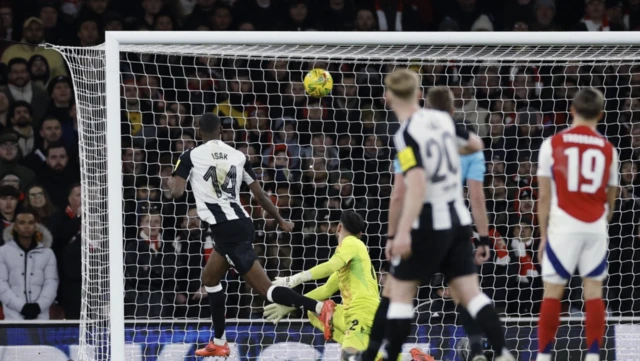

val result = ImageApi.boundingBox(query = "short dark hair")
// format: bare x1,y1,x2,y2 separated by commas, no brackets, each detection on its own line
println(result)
7,57,28,73
15,208,36,218
68,182,81,196
572,88,605,121
340,211,365,236
199,113,221,134
9,100,32,118
45,140,67,157
426,86,454,112
41,116,61,128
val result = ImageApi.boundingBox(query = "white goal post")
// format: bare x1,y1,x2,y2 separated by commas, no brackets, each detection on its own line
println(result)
49,31,640,361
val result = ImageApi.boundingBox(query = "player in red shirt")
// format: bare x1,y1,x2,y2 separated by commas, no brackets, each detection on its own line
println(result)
536,88,618,361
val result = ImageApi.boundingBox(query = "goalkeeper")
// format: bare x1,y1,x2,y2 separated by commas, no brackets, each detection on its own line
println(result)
264,211,432,361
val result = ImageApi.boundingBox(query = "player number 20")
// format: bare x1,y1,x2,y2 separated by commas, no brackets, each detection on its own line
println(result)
564,147,605,194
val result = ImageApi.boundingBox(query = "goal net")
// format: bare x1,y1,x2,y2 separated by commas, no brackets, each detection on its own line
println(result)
52,33,640,361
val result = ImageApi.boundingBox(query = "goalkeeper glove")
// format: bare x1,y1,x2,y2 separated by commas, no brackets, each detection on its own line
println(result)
264,303,296,324
272,271,311,288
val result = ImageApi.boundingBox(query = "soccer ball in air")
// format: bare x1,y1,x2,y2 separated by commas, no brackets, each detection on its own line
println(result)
304,68,333,98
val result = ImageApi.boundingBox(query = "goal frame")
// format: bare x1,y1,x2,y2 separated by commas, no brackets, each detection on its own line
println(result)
103,31,640,361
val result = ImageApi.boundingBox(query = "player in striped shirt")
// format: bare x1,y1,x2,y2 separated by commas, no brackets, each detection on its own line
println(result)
362,87,490,361
170,114,336,358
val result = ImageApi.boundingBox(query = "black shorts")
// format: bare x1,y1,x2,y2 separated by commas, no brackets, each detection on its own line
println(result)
390,224,475,283
209,218,257,276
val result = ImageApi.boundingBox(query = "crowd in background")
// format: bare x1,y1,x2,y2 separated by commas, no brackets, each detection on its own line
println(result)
0,0,640,321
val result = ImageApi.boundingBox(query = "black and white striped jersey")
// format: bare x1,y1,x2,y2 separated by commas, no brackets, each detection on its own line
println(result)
394,108,472,230
173,140,257,225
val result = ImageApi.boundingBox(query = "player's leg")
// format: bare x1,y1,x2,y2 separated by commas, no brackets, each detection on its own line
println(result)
309,304,346,344
242,261,331,321
195,248,231,357
383,278,420,361
449,287,485,361
536,234,578,361
445,227,513,361
361,268,392,361
582,278,605,361
579,234,608,361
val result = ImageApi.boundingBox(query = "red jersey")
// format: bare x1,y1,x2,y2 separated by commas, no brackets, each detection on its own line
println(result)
537,125,618,229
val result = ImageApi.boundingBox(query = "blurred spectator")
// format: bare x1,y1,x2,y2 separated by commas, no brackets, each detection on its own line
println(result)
78,0,110,19
576,0,623,31
281,0,316,30
503,0,534,30
104,11,124,31
0,209,58,320
0,3,15,43
141,0,165,27
374,0,423,31
233,0,284,30
57,228,81,319
210,4,233,30
9,100,36,156
39,2,64,44
1,17,69,83
5,59,50,124
28,55,51,90
124,211,181,318
0,185,18,238
47,76,74,125
37,142,80,209
354,8,378,31
530,0,561,31
184,0,216,28
442,0,490,31
173,207,210,318
23,185,56,225
0,132,37,189
48,183,80,264
154,12,177,31
0,92,8,128
22,116,63,173
76,17,100,46
322,0,355,30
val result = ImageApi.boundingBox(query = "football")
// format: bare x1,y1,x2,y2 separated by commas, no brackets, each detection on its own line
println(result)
304,68,333,98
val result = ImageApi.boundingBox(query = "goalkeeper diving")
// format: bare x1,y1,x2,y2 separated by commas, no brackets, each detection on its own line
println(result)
264,211,433,361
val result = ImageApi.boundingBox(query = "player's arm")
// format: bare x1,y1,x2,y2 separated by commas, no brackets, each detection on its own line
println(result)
245,160,293,231
170,150,193,198
536,139,553,262
305,272,340,301
455,124,484,155
466,152,491,264
607,147,619,222
386,159,406,260
393,128,427,259
273,239,357,288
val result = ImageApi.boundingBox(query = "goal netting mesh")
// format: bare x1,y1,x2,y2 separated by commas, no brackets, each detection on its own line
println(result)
52,42,640,361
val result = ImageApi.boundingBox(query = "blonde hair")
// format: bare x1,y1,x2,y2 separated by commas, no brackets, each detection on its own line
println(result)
384,69,420,101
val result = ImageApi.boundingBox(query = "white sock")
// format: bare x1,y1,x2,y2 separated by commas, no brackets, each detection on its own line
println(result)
213,335,226,346
315,301,324,314
584,354,600,361
536,353,551,361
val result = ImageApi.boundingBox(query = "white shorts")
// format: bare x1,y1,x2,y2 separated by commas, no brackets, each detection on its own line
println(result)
541,231,608,284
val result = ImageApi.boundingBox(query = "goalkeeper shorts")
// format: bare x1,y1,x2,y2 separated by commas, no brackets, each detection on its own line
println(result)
309,305,372,351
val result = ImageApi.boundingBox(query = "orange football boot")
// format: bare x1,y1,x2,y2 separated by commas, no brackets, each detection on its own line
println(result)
195,341,231,358
410,348,435,361
318,300,336,341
